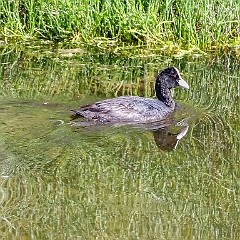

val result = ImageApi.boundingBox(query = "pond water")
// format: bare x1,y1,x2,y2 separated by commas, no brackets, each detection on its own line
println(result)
0,43,239,239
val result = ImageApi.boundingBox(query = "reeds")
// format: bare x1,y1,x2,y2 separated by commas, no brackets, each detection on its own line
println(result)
0,0,239,50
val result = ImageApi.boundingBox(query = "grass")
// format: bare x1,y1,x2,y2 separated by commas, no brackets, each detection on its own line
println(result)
0,0,239,51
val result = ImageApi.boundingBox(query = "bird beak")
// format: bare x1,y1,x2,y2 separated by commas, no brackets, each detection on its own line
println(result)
178,78,189,89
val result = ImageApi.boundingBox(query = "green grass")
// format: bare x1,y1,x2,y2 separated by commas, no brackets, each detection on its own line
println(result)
0,0,239,51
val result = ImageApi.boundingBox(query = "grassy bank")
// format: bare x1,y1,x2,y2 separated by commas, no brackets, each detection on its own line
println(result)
0,0,239,51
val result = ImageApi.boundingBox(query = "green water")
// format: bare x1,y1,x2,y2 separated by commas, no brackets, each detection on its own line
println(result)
0,43,239,239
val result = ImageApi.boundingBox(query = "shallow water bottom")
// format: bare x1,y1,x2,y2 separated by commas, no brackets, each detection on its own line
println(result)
0,96,239,239
0,45,239,239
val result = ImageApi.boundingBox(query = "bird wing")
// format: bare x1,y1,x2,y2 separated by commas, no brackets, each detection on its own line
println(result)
75,96,168,122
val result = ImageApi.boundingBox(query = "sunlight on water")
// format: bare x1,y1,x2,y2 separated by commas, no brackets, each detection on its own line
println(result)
0,44,239,239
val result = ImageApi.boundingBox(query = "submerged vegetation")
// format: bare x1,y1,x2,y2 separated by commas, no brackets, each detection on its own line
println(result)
0,0,239,51
0,43,239,117
0,44,239,239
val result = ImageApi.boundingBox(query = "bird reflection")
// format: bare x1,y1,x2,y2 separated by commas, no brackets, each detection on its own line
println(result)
152,125,188,151
126,116,190,151
70,115,190,152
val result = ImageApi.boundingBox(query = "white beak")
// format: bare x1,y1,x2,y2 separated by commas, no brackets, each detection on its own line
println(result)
178,78,189,89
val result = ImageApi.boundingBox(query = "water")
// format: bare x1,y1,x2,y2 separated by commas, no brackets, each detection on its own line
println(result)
0,43,239,239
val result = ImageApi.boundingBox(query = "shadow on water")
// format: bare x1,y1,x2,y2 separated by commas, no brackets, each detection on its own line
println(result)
71,108,194,152
0,43,239,239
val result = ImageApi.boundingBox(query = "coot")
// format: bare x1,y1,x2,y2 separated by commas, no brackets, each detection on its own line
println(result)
72,67,189,123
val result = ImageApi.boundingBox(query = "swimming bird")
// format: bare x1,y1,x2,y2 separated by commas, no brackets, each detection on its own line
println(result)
72,67,189,123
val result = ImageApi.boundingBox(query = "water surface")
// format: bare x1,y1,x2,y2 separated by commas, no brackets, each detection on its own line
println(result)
0,43,239,239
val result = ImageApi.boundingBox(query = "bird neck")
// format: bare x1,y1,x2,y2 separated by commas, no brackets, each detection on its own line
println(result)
155,79,175,108
157,91,175,108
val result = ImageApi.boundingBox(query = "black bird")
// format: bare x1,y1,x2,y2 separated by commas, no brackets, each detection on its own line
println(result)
72,67,189,123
